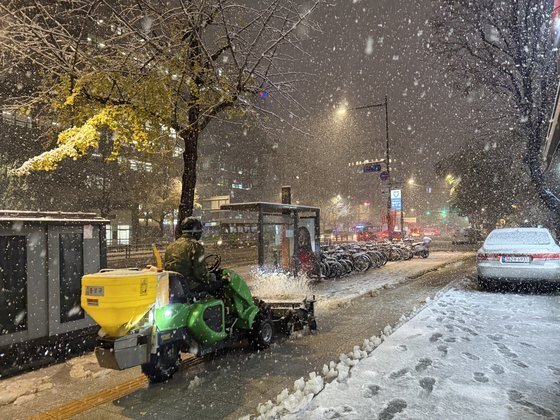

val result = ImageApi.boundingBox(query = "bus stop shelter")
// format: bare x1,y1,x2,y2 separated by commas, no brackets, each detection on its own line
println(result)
0,211,108,350
219,202,321,275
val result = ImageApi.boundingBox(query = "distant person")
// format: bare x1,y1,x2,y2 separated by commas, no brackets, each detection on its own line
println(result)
296,226,315,275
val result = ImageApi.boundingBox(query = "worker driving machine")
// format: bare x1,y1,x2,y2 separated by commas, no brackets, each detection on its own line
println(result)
81,247,316,382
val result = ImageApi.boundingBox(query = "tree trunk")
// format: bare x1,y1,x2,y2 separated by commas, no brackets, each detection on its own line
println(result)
176,120,200,238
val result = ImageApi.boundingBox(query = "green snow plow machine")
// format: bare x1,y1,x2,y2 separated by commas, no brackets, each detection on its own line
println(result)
81,252,316,382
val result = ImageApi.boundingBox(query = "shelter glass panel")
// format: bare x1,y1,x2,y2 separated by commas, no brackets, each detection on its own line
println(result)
262,215,294,270
59,233,84,323
0,236,27,335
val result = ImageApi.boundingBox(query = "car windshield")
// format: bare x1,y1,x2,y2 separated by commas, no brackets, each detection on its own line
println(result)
486,230,551,246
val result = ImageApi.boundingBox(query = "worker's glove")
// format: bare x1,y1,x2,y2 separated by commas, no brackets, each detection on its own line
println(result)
222,271,232,284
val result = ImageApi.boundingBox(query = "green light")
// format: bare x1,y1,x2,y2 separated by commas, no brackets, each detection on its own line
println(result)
441,209,448,216
426,211,431,216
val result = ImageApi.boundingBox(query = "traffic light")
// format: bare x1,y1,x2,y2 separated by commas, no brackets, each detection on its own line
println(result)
441,209,448,217
425,211,431,216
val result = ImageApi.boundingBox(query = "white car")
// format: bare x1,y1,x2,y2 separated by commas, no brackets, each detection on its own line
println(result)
477,227,560,288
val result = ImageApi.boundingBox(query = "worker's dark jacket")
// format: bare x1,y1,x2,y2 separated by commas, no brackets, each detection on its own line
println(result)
164,234,210,292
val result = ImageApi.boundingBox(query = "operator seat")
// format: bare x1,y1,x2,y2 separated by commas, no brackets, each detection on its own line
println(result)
168,271,189,304
168,271,211,303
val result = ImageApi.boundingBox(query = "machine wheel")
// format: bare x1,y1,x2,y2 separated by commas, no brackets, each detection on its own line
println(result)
141,342,180,383
421,250,429,259
250,314,274,350
309,317,318,334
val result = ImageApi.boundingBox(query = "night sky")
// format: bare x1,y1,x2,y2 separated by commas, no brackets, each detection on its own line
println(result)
271,0,504,208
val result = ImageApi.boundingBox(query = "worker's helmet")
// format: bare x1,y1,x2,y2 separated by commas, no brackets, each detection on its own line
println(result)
180,217,203,240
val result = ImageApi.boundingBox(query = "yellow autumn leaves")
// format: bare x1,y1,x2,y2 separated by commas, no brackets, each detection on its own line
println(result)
12,104,153,175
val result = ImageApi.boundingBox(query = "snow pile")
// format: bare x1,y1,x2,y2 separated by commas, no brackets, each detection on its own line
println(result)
0,376,53,406
248,287,438,419
254,334,388,419
67,353,107,379
286,290,560,419
187,375,202,390
250,271,313,300
255,372,323,419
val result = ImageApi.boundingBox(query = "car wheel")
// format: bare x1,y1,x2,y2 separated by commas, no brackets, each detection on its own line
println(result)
477,276,492,291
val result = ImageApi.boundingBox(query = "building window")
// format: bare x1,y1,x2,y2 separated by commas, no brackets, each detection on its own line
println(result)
106,224,113,246
59,234,84,323
129,159,139,171
1,110,33,129
232,182,252,190
117,225,131,245
0,236,28,335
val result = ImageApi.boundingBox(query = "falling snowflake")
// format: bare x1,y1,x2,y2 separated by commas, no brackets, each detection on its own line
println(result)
365,36,374,55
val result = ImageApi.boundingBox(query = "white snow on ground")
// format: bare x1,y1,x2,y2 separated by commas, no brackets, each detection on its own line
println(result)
0,375,53,406
285,289,560,419
313,253,471,307
0,352,116,412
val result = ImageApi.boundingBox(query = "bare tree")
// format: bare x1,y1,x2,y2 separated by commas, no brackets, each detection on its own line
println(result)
0,0,322,223
430,0,559,219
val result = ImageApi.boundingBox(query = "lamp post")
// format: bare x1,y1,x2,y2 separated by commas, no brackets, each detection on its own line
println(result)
336,96,391,238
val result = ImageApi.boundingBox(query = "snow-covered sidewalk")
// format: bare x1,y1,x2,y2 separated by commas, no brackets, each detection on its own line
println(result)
285,288,560,419
312,252,471,308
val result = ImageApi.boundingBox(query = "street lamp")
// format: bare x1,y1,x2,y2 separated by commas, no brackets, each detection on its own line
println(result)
335,104,348,118
335,96,391,238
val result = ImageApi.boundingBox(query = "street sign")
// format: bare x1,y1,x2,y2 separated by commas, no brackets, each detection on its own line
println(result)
379,171,390,181
390,189,402,211
391,199,402,211
363,163,382,173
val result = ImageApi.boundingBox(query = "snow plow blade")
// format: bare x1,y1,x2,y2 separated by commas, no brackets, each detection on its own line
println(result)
265,297,317,334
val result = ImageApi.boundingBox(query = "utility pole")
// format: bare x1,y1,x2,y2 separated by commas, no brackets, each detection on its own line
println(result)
383,95,392,240
342,95,392,239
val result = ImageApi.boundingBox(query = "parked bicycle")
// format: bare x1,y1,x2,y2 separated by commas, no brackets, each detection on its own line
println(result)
318,239,416,279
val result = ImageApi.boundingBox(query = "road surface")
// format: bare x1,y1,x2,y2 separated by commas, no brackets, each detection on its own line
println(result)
85,258,476,419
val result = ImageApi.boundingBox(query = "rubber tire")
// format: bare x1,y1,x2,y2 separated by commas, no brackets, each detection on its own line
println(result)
477,276,489,291
353,256,370,272
309,317,318,334
141,343,180,383
250,315,274,350
421,250,429,259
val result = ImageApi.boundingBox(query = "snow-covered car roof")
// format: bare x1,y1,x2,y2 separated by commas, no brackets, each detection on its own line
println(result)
484,227,553,246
